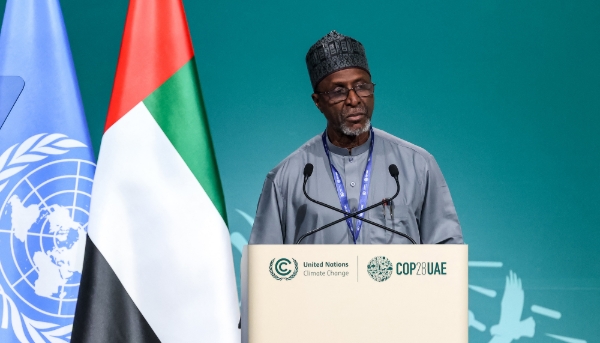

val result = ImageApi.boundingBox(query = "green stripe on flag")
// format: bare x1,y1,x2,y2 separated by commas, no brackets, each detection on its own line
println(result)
143,58,228,224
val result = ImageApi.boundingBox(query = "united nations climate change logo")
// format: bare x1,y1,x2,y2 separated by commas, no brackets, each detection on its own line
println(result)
0,133,94,341
269,258,298,281
367,256,393,282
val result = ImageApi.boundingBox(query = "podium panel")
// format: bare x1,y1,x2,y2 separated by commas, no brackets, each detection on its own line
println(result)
242,245,468,343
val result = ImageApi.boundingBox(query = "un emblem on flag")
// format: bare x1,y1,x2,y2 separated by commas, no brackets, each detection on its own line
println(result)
367,256,393,282
269,258,298,281
0,133,95,340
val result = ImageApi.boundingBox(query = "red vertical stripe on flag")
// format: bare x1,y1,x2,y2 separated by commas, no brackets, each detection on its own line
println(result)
105,0,194,131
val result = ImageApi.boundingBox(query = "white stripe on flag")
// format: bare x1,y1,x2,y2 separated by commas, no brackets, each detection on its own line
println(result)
88,102,240,342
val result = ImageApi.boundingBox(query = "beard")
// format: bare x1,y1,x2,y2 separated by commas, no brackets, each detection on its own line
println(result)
341,118,371,136
338,105,371,136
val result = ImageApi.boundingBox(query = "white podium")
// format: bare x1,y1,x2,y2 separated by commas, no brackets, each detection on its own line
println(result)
242,244,468,343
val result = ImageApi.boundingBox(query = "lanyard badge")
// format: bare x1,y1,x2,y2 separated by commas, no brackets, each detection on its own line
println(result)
321,127,375,243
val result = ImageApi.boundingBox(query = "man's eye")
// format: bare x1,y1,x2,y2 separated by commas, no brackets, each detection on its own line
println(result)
331,87,345,93
355,83,367,90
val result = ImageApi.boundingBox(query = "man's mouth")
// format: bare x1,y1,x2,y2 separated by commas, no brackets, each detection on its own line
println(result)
340,104,368,125
344,112,366,122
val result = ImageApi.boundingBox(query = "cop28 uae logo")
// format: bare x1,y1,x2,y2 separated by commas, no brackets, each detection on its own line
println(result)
269,258,298,281
367,256,393,282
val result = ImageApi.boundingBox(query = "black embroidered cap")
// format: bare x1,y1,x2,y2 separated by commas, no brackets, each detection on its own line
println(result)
306,30,370,91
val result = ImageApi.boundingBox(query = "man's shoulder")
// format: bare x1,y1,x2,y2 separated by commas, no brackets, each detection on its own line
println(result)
264,128,437,182
265,134,323,181
373,128,433,162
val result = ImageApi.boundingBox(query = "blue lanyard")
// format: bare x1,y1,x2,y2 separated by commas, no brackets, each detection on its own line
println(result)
321,127,374,243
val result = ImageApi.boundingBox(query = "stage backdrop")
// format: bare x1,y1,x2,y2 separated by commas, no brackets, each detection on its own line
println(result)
1,0,598,342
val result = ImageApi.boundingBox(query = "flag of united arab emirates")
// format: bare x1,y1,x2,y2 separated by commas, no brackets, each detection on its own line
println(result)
72,1,240,342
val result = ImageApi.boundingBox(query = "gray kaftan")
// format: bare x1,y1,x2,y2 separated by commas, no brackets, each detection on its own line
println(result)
249,128,463,244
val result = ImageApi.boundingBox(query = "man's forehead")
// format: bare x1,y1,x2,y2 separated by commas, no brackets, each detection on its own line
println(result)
321,68,371,85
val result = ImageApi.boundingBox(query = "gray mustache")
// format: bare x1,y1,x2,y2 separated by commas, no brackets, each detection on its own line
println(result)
342,107,367,116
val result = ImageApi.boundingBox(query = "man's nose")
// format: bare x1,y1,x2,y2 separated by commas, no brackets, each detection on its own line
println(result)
345,88,361,106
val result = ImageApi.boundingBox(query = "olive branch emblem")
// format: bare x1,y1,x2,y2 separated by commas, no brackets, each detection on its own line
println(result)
269,258,298,281
0,133,87,194
0,133,89,342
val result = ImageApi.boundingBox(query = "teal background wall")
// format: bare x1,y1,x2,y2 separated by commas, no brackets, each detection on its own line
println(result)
2,0,598,341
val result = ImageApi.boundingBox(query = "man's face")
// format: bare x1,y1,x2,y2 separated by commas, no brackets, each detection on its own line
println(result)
312,68,374,136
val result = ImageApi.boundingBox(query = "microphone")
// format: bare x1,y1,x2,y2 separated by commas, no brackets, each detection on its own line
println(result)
296,163,416,244
389,164,399,178
303,163,313,179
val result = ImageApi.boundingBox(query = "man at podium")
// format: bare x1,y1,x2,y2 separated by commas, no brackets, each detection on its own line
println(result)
250,31,463,245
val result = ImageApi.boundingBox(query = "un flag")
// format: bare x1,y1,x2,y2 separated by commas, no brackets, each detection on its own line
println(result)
0,1,95,342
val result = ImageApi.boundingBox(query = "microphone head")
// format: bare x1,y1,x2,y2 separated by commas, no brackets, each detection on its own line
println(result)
388,164,399,178
304,163,314,177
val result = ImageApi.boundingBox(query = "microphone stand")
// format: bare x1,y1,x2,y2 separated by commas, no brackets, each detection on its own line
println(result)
296,175,417,244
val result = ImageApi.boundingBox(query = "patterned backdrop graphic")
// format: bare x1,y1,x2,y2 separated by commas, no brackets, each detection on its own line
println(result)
232,210,591,343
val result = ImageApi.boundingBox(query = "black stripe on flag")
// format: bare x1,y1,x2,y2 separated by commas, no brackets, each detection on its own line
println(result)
72,236,161,343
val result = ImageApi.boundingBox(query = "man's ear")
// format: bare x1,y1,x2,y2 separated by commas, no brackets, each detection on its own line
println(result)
311,93,322,112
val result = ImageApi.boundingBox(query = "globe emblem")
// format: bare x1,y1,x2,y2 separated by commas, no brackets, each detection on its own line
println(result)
367,256,393,282
0,159,95,318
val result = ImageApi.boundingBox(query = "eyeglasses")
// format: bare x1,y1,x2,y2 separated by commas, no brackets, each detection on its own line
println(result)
315,82,376,104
